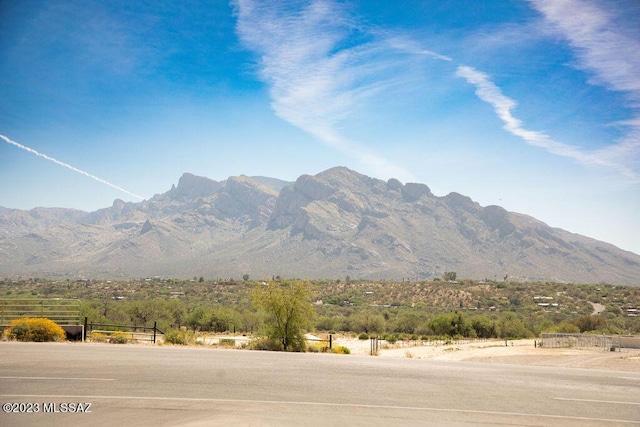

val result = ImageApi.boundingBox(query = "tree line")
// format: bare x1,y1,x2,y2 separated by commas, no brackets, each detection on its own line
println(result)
77,279,637,352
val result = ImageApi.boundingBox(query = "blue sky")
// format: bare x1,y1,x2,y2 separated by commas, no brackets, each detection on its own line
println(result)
1,0,639,255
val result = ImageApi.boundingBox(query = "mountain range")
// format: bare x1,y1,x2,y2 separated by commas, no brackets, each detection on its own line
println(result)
1,166,639,286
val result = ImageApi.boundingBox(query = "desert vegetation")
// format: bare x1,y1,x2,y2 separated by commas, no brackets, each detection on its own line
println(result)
251,279,314,351
1,277,638,349
2,317,66,342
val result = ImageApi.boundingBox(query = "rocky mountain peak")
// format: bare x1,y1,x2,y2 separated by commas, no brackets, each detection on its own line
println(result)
402,182,432,201
1,166,639,285
112,199,127,211
225,175,278,204
172,173,221,201
443,192,479,212
295,174,335,200
480,205,516,237
213,176,278,225
386,178,403,191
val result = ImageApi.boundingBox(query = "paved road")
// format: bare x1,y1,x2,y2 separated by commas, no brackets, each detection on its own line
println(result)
0,342,638,426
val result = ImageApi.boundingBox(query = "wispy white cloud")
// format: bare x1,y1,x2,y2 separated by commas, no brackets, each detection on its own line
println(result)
528,0,640,98
233,0,638,181
233,0,441,181
380,35,453,62
456,65,638,179
527,0,640,175
1,133,145,200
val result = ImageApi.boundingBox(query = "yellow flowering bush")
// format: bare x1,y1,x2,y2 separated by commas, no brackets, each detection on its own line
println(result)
4,318,66,342
89,332,108,343
109,331,130,344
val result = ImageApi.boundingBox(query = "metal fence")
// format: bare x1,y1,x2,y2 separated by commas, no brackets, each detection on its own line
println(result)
540,333,619,350
0,298,82,325
380,336,492,348
84,318,164,343
305,334,333,349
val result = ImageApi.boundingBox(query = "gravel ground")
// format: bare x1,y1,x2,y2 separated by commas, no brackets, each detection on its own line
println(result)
333,336,640,372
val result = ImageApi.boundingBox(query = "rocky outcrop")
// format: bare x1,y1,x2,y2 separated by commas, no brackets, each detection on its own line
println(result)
81,199,136,224
171,173,222,201
481,205,515,238
402,182,432,201
269,172,340,229
215,176,278,226
140,219,153,234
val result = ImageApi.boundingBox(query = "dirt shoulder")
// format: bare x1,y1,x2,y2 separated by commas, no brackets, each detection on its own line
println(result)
333,337,640,372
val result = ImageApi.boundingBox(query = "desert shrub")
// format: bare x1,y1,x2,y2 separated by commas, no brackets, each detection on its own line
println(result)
428,312,475,337
382,333,397,344
330,345,350,355
496,312,533,339
89,332,108,343
219,338,236,347
451,334,464,342
249,337,285,351
547,322,580,333
315,315,338,331
358,332,369,340
109,331,130,344
470,316,498,338
164,329,198,345
573,315,607,333
4,318,66,342
307,343,350,354
307,343,320,352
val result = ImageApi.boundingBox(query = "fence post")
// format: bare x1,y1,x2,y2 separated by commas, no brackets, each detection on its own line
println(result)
153,321,157,344
83,317,88,341
329,334,332,349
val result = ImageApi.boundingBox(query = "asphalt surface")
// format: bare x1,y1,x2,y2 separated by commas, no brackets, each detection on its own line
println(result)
0,342,639,426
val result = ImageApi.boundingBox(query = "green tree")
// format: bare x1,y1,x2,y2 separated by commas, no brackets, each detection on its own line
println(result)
551,322,580,333
252,280,314,351
186,306,214,331
211,307,242,333
354,310,386,334
393,312,424,334
442,272,457,281
573,315,607,333
428,312,474,337
315,315,339,332
496,312,532,339
470,315,497,338
127,300,184,331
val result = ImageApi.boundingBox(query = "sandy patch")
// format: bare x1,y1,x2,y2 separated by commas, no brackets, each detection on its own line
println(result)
332,336,640,372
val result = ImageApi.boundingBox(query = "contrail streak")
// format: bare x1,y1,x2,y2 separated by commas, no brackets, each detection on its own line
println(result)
1,133,145,200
